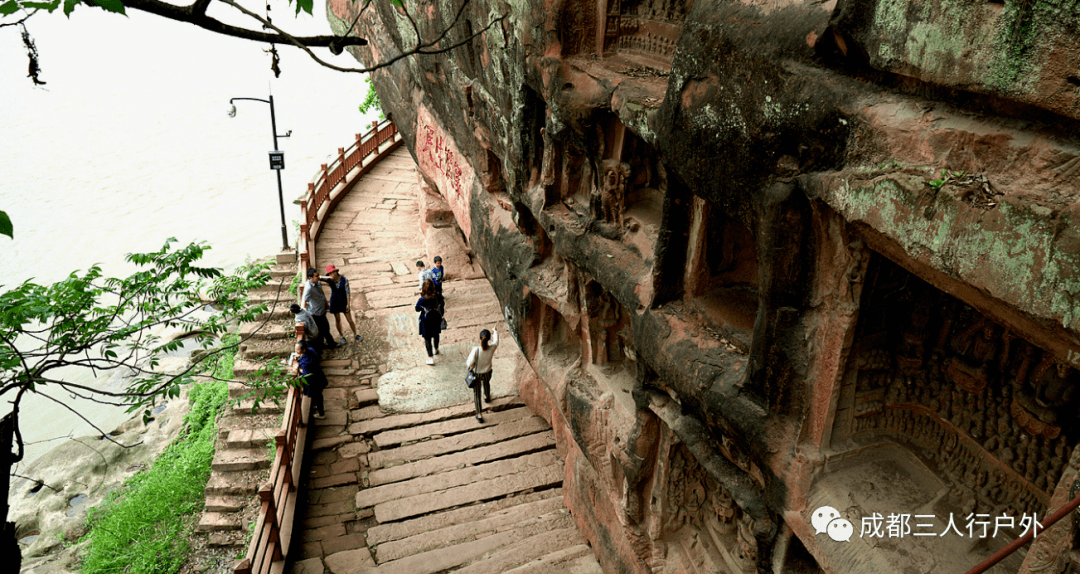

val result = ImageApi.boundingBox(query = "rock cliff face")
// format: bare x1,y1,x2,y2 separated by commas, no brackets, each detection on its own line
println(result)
330,1,1080,572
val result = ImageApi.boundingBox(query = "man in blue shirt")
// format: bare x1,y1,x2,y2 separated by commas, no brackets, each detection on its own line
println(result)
291,341,327,419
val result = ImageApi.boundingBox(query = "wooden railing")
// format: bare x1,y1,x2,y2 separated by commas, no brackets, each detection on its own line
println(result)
233,119,402,574
233,383,306,574
299,118,402,273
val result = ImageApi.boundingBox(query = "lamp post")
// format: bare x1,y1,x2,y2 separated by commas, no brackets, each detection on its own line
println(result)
228,95,292,251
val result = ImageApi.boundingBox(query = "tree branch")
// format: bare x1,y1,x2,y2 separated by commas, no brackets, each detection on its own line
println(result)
217,0,506,74
121,0,369,48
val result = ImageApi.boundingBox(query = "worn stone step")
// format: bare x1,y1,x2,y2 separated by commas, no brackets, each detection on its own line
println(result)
368,489,562,547
369,432,556,487
354,388,379,408
196,511,243,532
239,321,294,342
204,495,245,513
252,306,293,322
350,396,522,436
269,264,296,280
211,447,271,472
239,343,292,361
228,399,285,416
357,450,559,509
367,415,550,470
501,544,601,574
454,525,587,574
204,470,262,497
373,406,536,449
374,459,563,523
207,531,250,549
231,359,265,379
224,427,278,449
361,510,573,574
374,496,568,562
227,380,278,400
247,287,292,305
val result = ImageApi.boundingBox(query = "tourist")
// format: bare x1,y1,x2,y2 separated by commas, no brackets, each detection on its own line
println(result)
417,258,445,317
465,328,499,422
415,279,443,365
303,267,338,350
291,341,327,420
322,263,362,345
431,255,446,311
416,260,431,290
290,303,321,350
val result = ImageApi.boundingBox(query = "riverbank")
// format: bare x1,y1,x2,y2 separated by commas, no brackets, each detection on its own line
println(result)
11,355,199,571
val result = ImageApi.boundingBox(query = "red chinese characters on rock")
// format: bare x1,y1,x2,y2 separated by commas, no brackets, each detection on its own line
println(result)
421,124,464,198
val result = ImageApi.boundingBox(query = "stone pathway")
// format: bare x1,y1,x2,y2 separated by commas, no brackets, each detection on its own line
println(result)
195,259,297,552
285,148,603,573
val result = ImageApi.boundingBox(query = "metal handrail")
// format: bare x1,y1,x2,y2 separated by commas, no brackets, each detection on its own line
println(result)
963,492,1080,574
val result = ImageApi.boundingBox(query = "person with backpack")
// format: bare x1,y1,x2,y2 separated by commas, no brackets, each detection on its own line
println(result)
291,341,327,419
465,328,499,422
416,258,445,318
415,279,443,365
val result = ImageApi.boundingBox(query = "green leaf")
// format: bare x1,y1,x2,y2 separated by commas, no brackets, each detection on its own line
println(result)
62,0,76,16
293,0,312,15
0,1,19,16
87,0,124,13
0,210,11,238
22,0,60,9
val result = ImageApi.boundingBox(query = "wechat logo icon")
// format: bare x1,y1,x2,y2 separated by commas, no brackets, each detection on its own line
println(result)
812,506,853,542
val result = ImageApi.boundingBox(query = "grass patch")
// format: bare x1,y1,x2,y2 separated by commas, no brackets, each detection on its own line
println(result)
80,336,240,574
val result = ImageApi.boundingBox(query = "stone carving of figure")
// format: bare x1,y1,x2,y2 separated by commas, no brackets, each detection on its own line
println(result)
599,159,631,228
540,127,555,188
897,300,932,377
1036,361,1077,411
946,319,1000,394
733,513,758,574
595,295,618,365
663,445,707,534
1014,355,1078,436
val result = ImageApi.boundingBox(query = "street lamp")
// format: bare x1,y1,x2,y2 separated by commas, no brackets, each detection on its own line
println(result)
228,95,293,251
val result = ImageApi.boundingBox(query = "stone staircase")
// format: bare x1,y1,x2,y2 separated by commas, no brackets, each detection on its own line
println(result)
336,397,602,573
194,256,300,551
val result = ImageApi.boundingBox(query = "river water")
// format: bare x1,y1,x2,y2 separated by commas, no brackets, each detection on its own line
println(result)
0,1,380,467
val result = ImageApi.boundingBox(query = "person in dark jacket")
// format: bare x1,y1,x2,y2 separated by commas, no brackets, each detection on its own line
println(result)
291,341,327,419
415,279,443,365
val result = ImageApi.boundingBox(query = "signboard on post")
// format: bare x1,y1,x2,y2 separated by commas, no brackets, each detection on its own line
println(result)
269,150,285,170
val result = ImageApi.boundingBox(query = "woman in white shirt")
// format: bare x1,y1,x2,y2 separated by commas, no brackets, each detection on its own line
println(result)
466,329,498,422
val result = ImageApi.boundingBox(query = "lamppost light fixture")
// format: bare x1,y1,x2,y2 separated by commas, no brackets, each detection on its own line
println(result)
227,94,291,251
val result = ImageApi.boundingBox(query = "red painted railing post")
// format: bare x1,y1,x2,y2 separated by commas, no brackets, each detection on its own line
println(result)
276,430,291,488
259,483,283,562
372,120,380,145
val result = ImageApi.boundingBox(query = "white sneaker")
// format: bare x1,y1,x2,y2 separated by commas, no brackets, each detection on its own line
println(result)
426,358,435,365
313,413,326,419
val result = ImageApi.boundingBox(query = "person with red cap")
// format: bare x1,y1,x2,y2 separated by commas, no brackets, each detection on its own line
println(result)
322,264,362,345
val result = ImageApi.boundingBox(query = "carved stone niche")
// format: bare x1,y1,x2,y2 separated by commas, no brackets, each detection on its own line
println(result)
836,254,1077,521
605,0,693,64
652,442,761,574
683,201,760,352
583,279,637,369
561,0,692,61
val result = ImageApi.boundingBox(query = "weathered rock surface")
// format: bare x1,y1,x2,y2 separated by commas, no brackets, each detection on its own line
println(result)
333,1,1080,572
